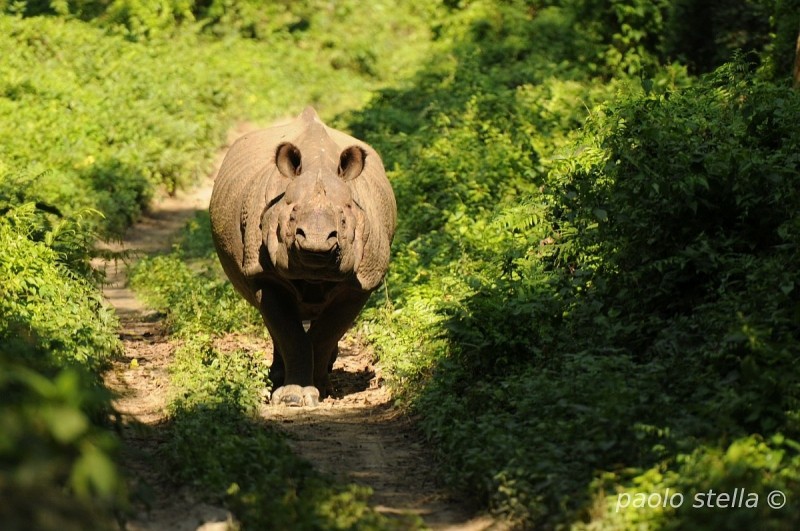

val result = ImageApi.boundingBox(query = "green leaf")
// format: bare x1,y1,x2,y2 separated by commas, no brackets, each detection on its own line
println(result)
592,208,608,221
42,406,89,444
71,446,118,498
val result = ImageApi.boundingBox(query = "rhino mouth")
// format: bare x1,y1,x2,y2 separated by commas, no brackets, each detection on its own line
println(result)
290,244,342,274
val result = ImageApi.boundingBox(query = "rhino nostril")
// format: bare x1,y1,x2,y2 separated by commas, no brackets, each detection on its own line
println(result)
296,228,306,240
327,231,338,241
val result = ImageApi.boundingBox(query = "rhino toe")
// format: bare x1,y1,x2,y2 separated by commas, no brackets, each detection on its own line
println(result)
272,384,320,407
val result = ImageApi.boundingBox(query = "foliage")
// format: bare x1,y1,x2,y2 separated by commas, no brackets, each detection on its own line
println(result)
590,434,800,529
0,202,120,370
545,64,800,528
0,3,431,237
2,0,434,82
0,354,123,531
560,59,800,350
0,15,220,235
568,0,774,75
0,202,123,530
350,1,800,529
568,0,672,76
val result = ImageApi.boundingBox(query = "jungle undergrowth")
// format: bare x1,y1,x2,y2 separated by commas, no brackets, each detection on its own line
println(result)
349,2,800,529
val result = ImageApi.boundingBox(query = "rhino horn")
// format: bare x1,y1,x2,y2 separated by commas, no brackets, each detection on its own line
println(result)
301,106,321,123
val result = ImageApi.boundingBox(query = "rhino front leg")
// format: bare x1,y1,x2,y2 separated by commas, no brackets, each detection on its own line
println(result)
328,345,338,373
309,291,371,397
269,345,285,387
258,284,319,407
271,338,338,389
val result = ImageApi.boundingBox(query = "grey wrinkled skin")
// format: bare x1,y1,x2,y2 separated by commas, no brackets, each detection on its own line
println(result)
209,107,396,407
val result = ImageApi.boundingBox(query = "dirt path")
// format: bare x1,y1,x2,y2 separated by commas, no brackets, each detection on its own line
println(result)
97,126,500,531
268,335,497,530
97,173,234,531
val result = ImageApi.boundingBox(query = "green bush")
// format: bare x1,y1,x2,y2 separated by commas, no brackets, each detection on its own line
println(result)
375,62,800,528
0,15,228,235
556,61,800,424
567,0,774,75
351,3,799,527
0,355,123,531
0,202,124,529
0,203,120,369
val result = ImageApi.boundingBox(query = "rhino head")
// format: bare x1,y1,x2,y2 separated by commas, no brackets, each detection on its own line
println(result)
260,109,373,284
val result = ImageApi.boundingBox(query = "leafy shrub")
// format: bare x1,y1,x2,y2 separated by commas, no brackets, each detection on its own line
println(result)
567,0,774,76
0,15,227,235
389,62,800,528
590,434,800,530
3,0,434,85
0,353,124,531
352,3,799,528
0,202,124,529
568,0,671,76
557,60,800,416
0,203,120,369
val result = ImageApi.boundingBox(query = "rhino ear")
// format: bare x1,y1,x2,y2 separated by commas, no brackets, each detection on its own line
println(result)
338,146,366,181
276,142,302,178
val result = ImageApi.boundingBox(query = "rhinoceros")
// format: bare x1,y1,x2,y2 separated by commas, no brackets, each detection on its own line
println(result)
209,107,396,407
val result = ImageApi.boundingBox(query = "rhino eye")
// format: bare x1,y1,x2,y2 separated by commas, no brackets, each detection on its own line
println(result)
276,142,302,177
338,146,366,181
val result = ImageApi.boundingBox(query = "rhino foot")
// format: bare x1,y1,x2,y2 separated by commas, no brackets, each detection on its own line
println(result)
272,385,320,407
